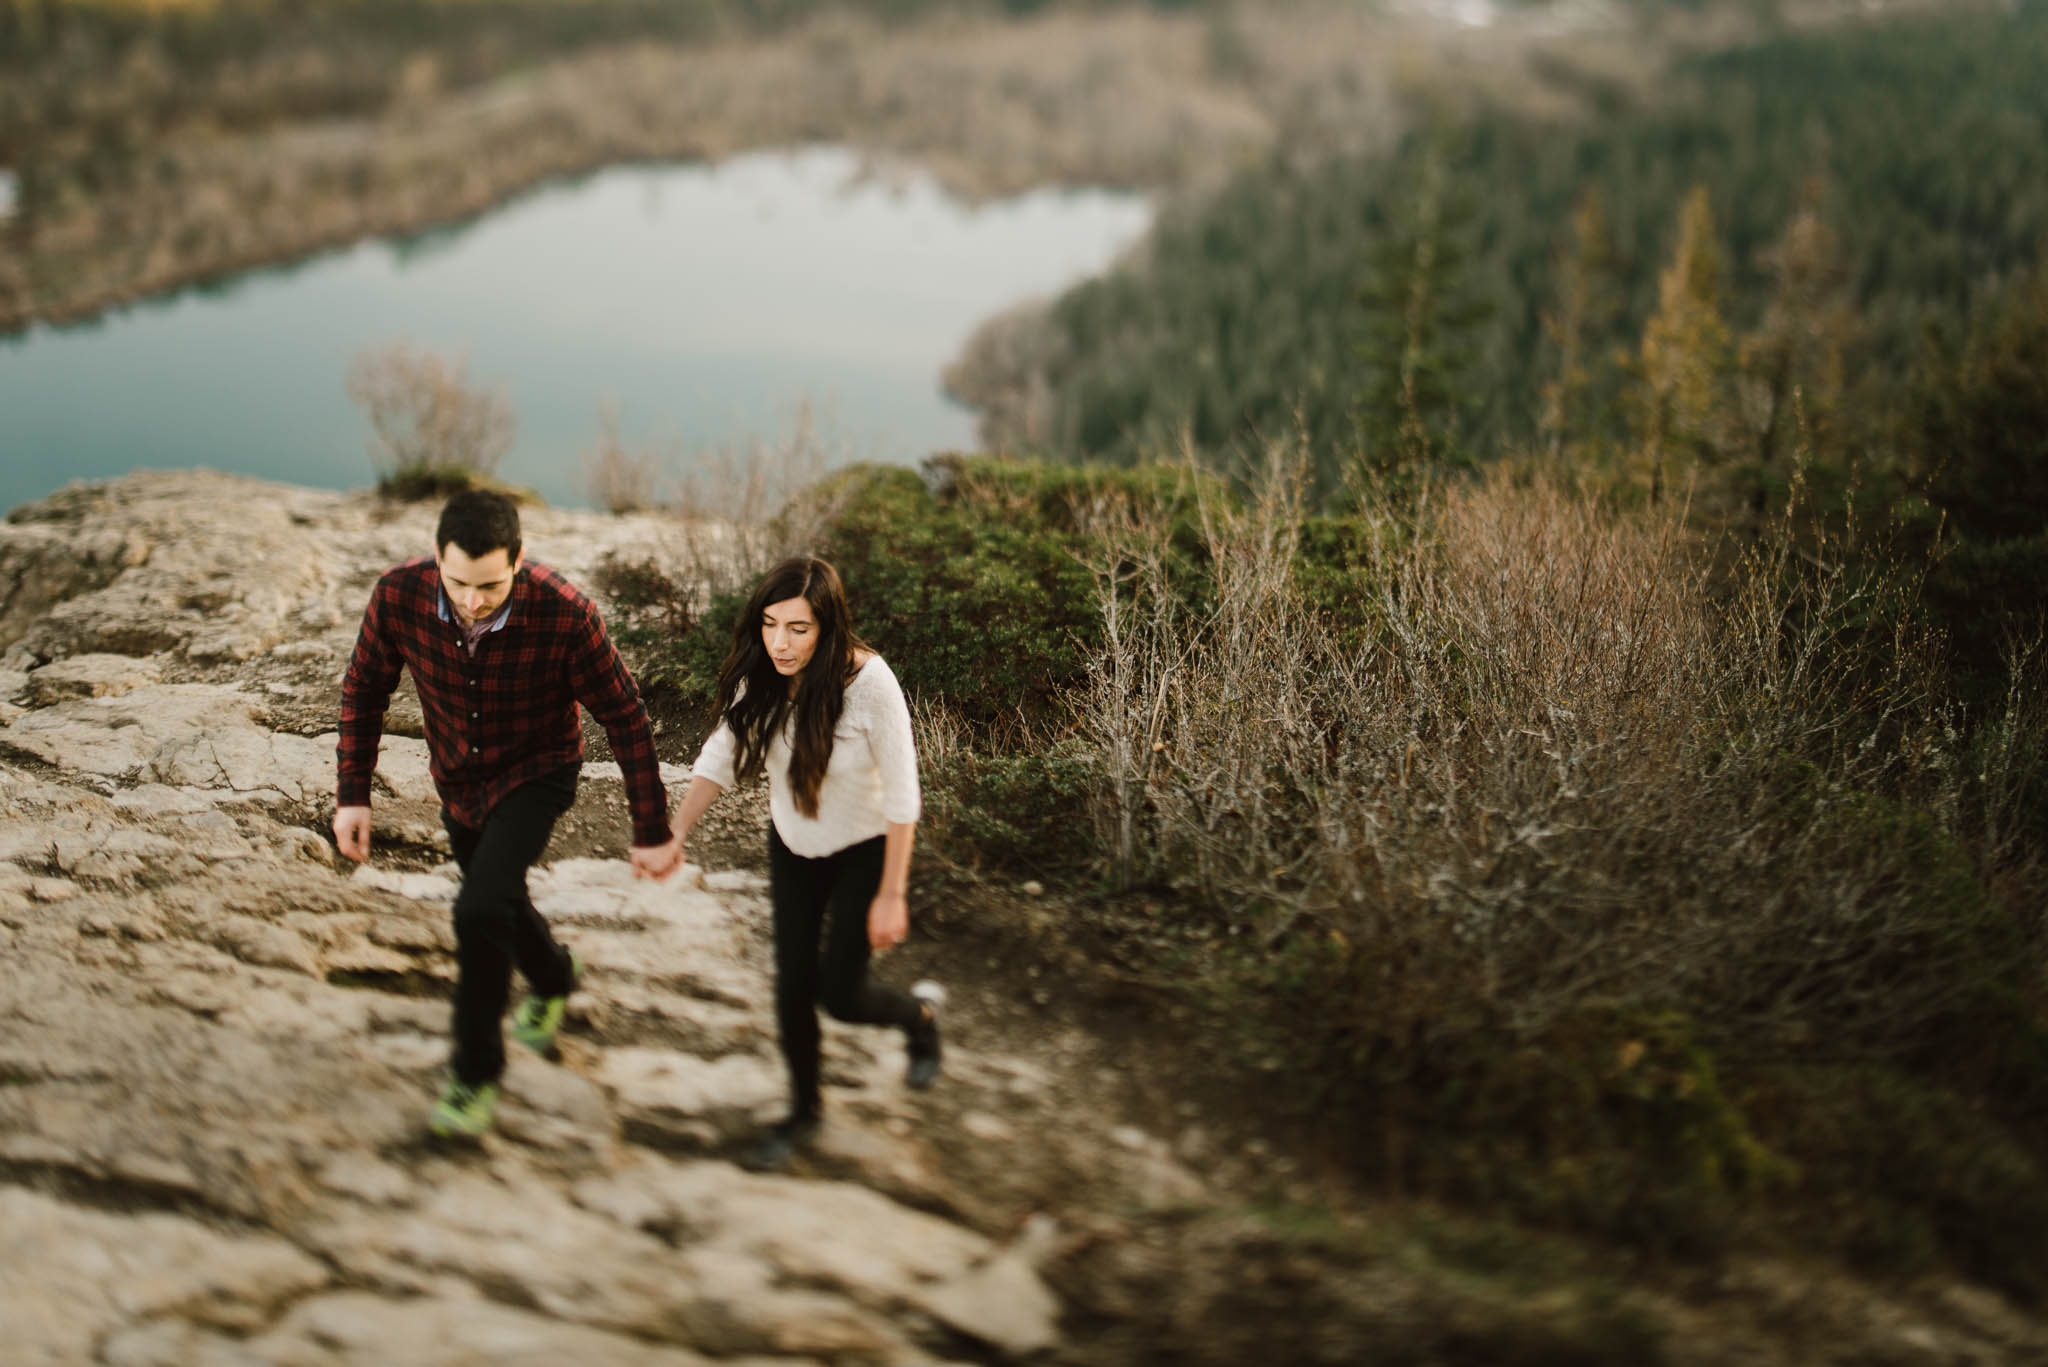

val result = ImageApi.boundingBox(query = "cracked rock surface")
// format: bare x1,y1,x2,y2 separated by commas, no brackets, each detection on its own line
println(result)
17,472,2033,1367
0,473,1070,1366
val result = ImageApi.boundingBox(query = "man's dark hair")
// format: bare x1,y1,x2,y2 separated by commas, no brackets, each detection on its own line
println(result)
436,490,522,562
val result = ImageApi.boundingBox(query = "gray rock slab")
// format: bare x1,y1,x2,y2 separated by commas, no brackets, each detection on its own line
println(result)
0,520,149,651
576,1158,995,1309
573,1155,1059,1356
579,759,694,787
110,783,218,818
316,1151,421,1208
2,683,423,806
21,650,164,703
306,1171,696,1340
0,951,424,1223
0,1187,328,1364
102,1293,762,1367
351,864,459,904
594,1046,787,1120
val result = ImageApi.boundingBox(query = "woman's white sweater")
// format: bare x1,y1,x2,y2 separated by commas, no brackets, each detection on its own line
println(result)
690,655,922,857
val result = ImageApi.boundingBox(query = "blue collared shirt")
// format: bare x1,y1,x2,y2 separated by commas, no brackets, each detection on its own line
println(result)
438,587,512,655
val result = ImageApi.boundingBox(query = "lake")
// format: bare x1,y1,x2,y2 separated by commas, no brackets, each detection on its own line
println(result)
0,147,1151,514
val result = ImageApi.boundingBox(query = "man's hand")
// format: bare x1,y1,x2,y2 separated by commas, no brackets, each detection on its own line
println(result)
630,833,685,881
868,891,909,951
333,805,373,863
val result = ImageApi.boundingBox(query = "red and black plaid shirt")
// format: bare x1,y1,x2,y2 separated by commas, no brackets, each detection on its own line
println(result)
337,556,670,846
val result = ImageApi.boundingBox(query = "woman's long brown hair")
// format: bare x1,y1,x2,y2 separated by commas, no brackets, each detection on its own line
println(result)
711,556,868,819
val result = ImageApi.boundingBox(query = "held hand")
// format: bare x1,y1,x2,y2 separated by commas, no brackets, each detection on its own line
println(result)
333,805,373,863
867,891,909,951
630,834,685,881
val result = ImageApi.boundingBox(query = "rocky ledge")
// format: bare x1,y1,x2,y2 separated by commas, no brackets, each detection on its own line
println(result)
0,471,1191,1366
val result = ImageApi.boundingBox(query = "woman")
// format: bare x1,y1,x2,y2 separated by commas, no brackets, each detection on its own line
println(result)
670,555,941,1169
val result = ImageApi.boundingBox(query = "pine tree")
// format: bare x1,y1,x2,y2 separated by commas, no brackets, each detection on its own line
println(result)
1351,148,1493,497
1734,178,1856,513
1632,186,1732,503
1537,188,1622,471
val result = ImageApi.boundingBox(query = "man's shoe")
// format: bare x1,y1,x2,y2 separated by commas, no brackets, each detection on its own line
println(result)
512,950,581,1056
743,1113,821,1172
429,1075,501,1139
907,980,945,1091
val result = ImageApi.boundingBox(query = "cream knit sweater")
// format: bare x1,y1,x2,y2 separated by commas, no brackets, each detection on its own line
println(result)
690,655,922,857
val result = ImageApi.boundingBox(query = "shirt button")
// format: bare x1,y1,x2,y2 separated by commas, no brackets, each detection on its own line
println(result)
470,711,480,719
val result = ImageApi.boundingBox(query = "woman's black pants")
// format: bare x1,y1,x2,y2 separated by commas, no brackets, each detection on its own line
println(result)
768,825,922,1118
443,763,580,1086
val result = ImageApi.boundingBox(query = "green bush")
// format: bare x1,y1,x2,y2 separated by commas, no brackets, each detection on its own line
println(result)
1232,925,1786,1255
921,736,1097,875
1294,511,1400,648
374,463,525,504
807,455,1224,726
609,450,1228,729
811,462,1096,725
1744,1065,2048,1301
611,581,748,721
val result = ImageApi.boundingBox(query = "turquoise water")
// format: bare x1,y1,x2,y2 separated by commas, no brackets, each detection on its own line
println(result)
0,148,1151,513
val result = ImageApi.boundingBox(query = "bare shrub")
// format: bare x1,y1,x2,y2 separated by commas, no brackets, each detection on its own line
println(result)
346,342,514,492
1966,629,2048,899
584,401,670,514
1076,448,2033,1063
664,403,863,602
942,296,1066,452
594,405,870,721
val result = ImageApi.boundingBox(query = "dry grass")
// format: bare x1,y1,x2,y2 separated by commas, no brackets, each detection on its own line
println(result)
664,403,862,589
592,403,864,637
1075,446,2042,1061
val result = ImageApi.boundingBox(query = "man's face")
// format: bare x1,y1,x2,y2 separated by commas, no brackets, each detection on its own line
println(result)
437,543,522,625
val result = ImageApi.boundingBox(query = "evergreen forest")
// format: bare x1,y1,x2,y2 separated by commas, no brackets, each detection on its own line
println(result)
1012,1,2048,694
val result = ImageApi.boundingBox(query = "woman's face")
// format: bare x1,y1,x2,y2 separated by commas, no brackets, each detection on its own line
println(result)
762,595,819,678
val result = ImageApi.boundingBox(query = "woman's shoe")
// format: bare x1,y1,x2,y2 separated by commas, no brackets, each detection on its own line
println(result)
907,980,945,1090
744,1112,821,1171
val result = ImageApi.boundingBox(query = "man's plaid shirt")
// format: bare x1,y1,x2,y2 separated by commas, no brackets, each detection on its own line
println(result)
337,556,670,846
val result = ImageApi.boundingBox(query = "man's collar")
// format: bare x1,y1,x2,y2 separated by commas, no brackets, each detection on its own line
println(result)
435,568,523,634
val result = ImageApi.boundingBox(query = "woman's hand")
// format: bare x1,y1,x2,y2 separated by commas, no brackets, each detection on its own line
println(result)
630,832,684,881
868,890,909,951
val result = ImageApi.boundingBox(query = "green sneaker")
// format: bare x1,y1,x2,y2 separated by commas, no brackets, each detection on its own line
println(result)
511,950,581,1056
429,1076,500,1138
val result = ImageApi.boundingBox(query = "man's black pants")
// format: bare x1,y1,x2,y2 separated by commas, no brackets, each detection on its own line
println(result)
444,763,579,1087
768,826,922,1118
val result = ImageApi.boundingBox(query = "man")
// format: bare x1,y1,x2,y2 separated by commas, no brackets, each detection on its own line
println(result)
335,489,681,1137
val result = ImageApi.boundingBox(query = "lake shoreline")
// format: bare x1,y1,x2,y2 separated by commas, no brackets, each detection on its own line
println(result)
2,2,1670,341
0,150,1152,516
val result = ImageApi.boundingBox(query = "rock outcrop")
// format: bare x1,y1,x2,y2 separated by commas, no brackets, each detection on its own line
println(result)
11,470,2048,1367
0,473,1067,1366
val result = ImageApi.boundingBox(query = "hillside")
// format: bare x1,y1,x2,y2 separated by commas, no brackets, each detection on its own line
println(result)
3,470,2045,1363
